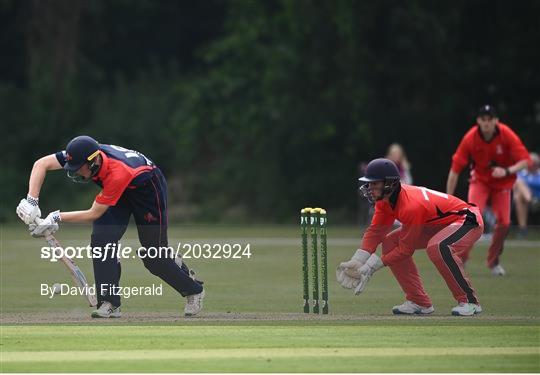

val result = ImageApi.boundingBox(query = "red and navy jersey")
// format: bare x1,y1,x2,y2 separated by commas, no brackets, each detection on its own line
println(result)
361,184,475,265
451,123,530,189
56,144,156,206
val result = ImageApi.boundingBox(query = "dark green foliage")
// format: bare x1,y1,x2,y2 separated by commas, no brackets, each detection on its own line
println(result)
1,0,538,222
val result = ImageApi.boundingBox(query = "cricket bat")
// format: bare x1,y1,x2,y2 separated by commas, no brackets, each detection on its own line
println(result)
44,233,98,307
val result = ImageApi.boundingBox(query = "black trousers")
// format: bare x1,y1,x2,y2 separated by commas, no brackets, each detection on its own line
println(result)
91,168,203,307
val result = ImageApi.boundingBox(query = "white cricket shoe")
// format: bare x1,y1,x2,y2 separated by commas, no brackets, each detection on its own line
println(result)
490,264,506,276
91,301,121,318
392,300,434,315
451,302,482,316
184,289,205,317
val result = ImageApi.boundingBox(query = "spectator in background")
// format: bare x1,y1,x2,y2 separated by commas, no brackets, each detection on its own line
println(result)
386,143,413,184
359,144,413,225
513,152,540,238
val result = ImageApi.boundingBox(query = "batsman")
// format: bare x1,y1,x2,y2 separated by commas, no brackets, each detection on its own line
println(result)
337,158,483,316
16,135,205,318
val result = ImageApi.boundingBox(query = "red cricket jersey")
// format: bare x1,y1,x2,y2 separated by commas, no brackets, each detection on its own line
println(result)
56,144,156,206
451,123,530,189
361,184,475,266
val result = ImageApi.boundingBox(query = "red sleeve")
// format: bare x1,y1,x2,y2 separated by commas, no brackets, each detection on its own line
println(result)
381,208,424,266
505,127,530,164
451,131,472,174
95,172,132,206
360,203,394,252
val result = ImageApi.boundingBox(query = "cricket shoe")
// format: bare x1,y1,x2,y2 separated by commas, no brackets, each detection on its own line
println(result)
184,289,205,317
392,300,434,315
490,264,506,276
91,301,121,318
451,302,482,316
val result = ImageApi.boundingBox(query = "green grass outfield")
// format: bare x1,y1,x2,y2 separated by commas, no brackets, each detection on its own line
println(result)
2,325,539,372
1,224,539,372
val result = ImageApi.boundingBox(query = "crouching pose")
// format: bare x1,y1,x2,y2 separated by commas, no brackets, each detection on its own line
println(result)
16,135,205,318
337,158,483,316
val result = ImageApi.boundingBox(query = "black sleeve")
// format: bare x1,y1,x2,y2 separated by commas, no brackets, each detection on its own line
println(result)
55,151,67,167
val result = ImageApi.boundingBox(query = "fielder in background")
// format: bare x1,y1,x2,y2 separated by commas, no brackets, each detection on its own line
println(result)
446,105,531,276
16,135,205,318
337,158,484,316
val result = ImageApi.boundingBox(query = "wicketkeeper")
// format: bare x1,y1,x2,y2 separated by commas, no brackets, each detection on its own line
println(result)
16,135,205,318
337,158,483,316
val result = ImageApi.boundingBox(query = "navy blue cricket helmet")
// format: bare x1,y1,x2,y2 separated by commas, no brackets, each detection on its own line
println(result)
359,158,401,202
64,135,101,182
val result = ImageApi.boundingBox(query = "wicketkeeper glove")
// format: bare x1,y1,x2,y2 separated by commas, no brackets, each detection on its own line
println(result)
336,249,371,289
29,210,61,238
16,195,41,225
354,253,384,295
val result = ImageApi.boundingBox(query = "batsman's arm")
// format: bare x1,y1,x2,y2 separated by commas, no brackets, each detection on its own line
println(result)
60,200,109,223
28,154,62,198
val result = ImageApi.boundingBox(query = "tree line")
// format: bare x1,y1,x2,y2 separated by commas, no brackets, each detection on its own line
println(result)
1,0,538,222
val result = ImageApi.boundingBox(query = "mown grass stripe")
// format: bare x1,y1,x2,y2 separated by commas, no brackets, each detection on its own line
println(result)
2,347,538,362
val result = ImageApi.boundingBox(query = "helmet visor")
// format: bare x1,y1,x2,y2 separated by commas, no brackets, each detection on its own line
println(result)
66,170,91,183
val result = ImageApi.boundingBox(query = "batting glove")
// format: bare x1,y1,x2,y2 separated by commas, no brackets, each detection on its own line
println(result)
354,254,384,295
29,210,60,237
16,195,41,225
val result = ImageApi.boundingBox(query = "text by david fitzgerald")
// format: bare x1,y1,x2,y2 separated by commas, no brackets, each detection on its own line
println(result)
41,284,163,299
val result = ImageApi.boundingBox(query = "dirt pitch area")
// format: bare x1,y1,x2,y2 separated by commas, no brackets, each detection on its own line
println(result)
2,310,538,324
